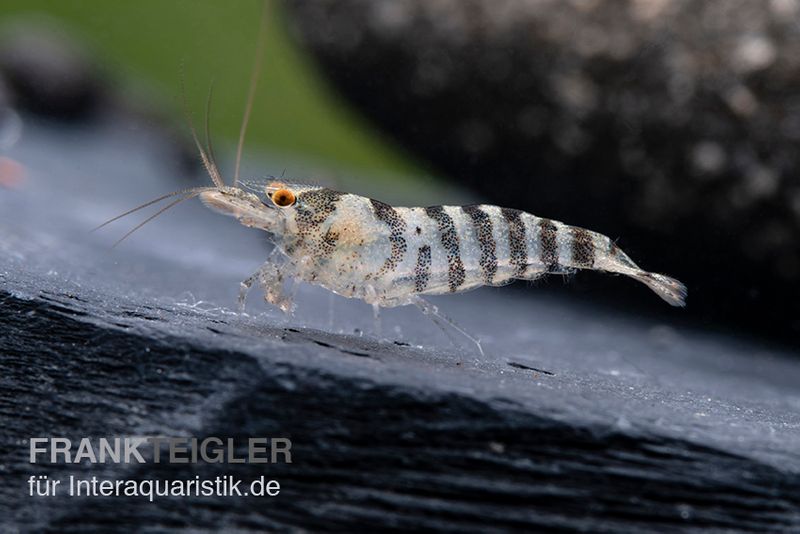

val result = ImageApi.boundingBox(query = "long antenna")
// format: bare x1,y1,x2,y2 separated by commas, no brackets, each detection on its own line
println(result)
92,186,216,232
111,193,204,248
233,1,269,188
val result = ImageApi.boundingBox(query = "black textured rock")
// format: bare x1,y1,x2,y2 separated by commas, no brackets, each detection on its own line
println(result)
1,114,800,530
284,0,800,343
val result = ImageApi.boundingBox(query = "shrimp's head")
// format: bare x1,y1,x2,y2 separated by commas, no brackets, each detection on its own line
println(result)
199,180,335,238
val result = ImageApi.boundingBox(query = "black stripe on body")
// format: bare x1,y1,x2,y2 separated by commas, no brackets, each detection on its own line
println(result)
319,228,339,258
295,188,343,229
290,188,343,253
539,218,559,271
414,245,432,292
608,240,621,263
461,205,497,284
570,227,595,268
501,208,527,277
370,199,408,276
424,206,466,292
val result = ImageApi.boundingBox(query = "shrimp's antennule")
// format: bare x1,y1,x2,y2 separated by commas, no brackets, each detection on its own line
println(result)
96,2,271,247
233,2,269,188
180,64,225,188
205,79,219,178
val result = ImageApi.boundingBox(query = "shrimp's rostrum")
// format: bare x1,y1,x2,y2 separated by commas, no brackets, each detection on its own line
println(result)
198,181,687,314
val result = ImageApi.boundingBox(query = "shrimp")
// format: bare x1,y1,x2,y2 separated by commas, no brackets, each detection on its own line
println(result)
96,3,686,355
198,180,687,322
103,172,686,354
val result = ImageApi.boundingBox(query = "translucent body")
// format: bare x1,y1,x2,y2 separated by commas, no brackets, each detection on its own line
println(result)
199,182,687,314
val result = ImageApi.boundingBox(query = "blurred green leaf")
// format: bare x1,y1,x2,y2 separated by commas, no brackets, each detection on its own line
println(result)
0,0,423,178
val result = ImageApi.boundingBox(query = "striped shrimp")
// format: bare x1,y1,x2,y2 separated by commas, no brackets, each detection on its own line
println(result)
96,5,685,354
99,169,685,355
198,181,687,331
190,175,685,354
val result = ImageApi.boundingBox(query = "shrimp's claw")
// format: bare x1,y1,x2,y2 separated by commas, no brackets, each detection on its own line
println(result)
633,271,687,307
239,251,298,315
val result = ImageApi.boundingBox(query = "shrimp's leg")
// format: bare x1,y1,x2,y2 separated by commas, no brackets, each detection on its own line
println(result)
261,263,297,315
372,303,382,338
410,296,484,356
363,285,383,338
239,249,297,315
327,291,336,331
238,272,259,312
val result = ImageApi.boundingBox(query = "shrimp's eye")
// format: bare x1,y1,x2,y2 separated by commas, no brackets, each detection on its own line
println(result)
271,189,296,207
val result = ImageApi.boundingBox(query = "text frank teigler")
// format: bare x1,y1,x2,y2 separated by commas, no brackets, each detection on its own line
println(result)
26,436,291,501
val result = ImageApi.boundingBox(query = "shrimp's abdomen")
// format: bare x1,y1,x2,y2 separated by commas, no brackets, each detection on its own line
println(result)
370,202,685,306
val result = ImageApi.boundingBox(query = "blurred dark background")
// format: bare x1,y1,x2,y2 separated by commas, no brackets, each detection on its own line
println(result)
2,0,799,347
